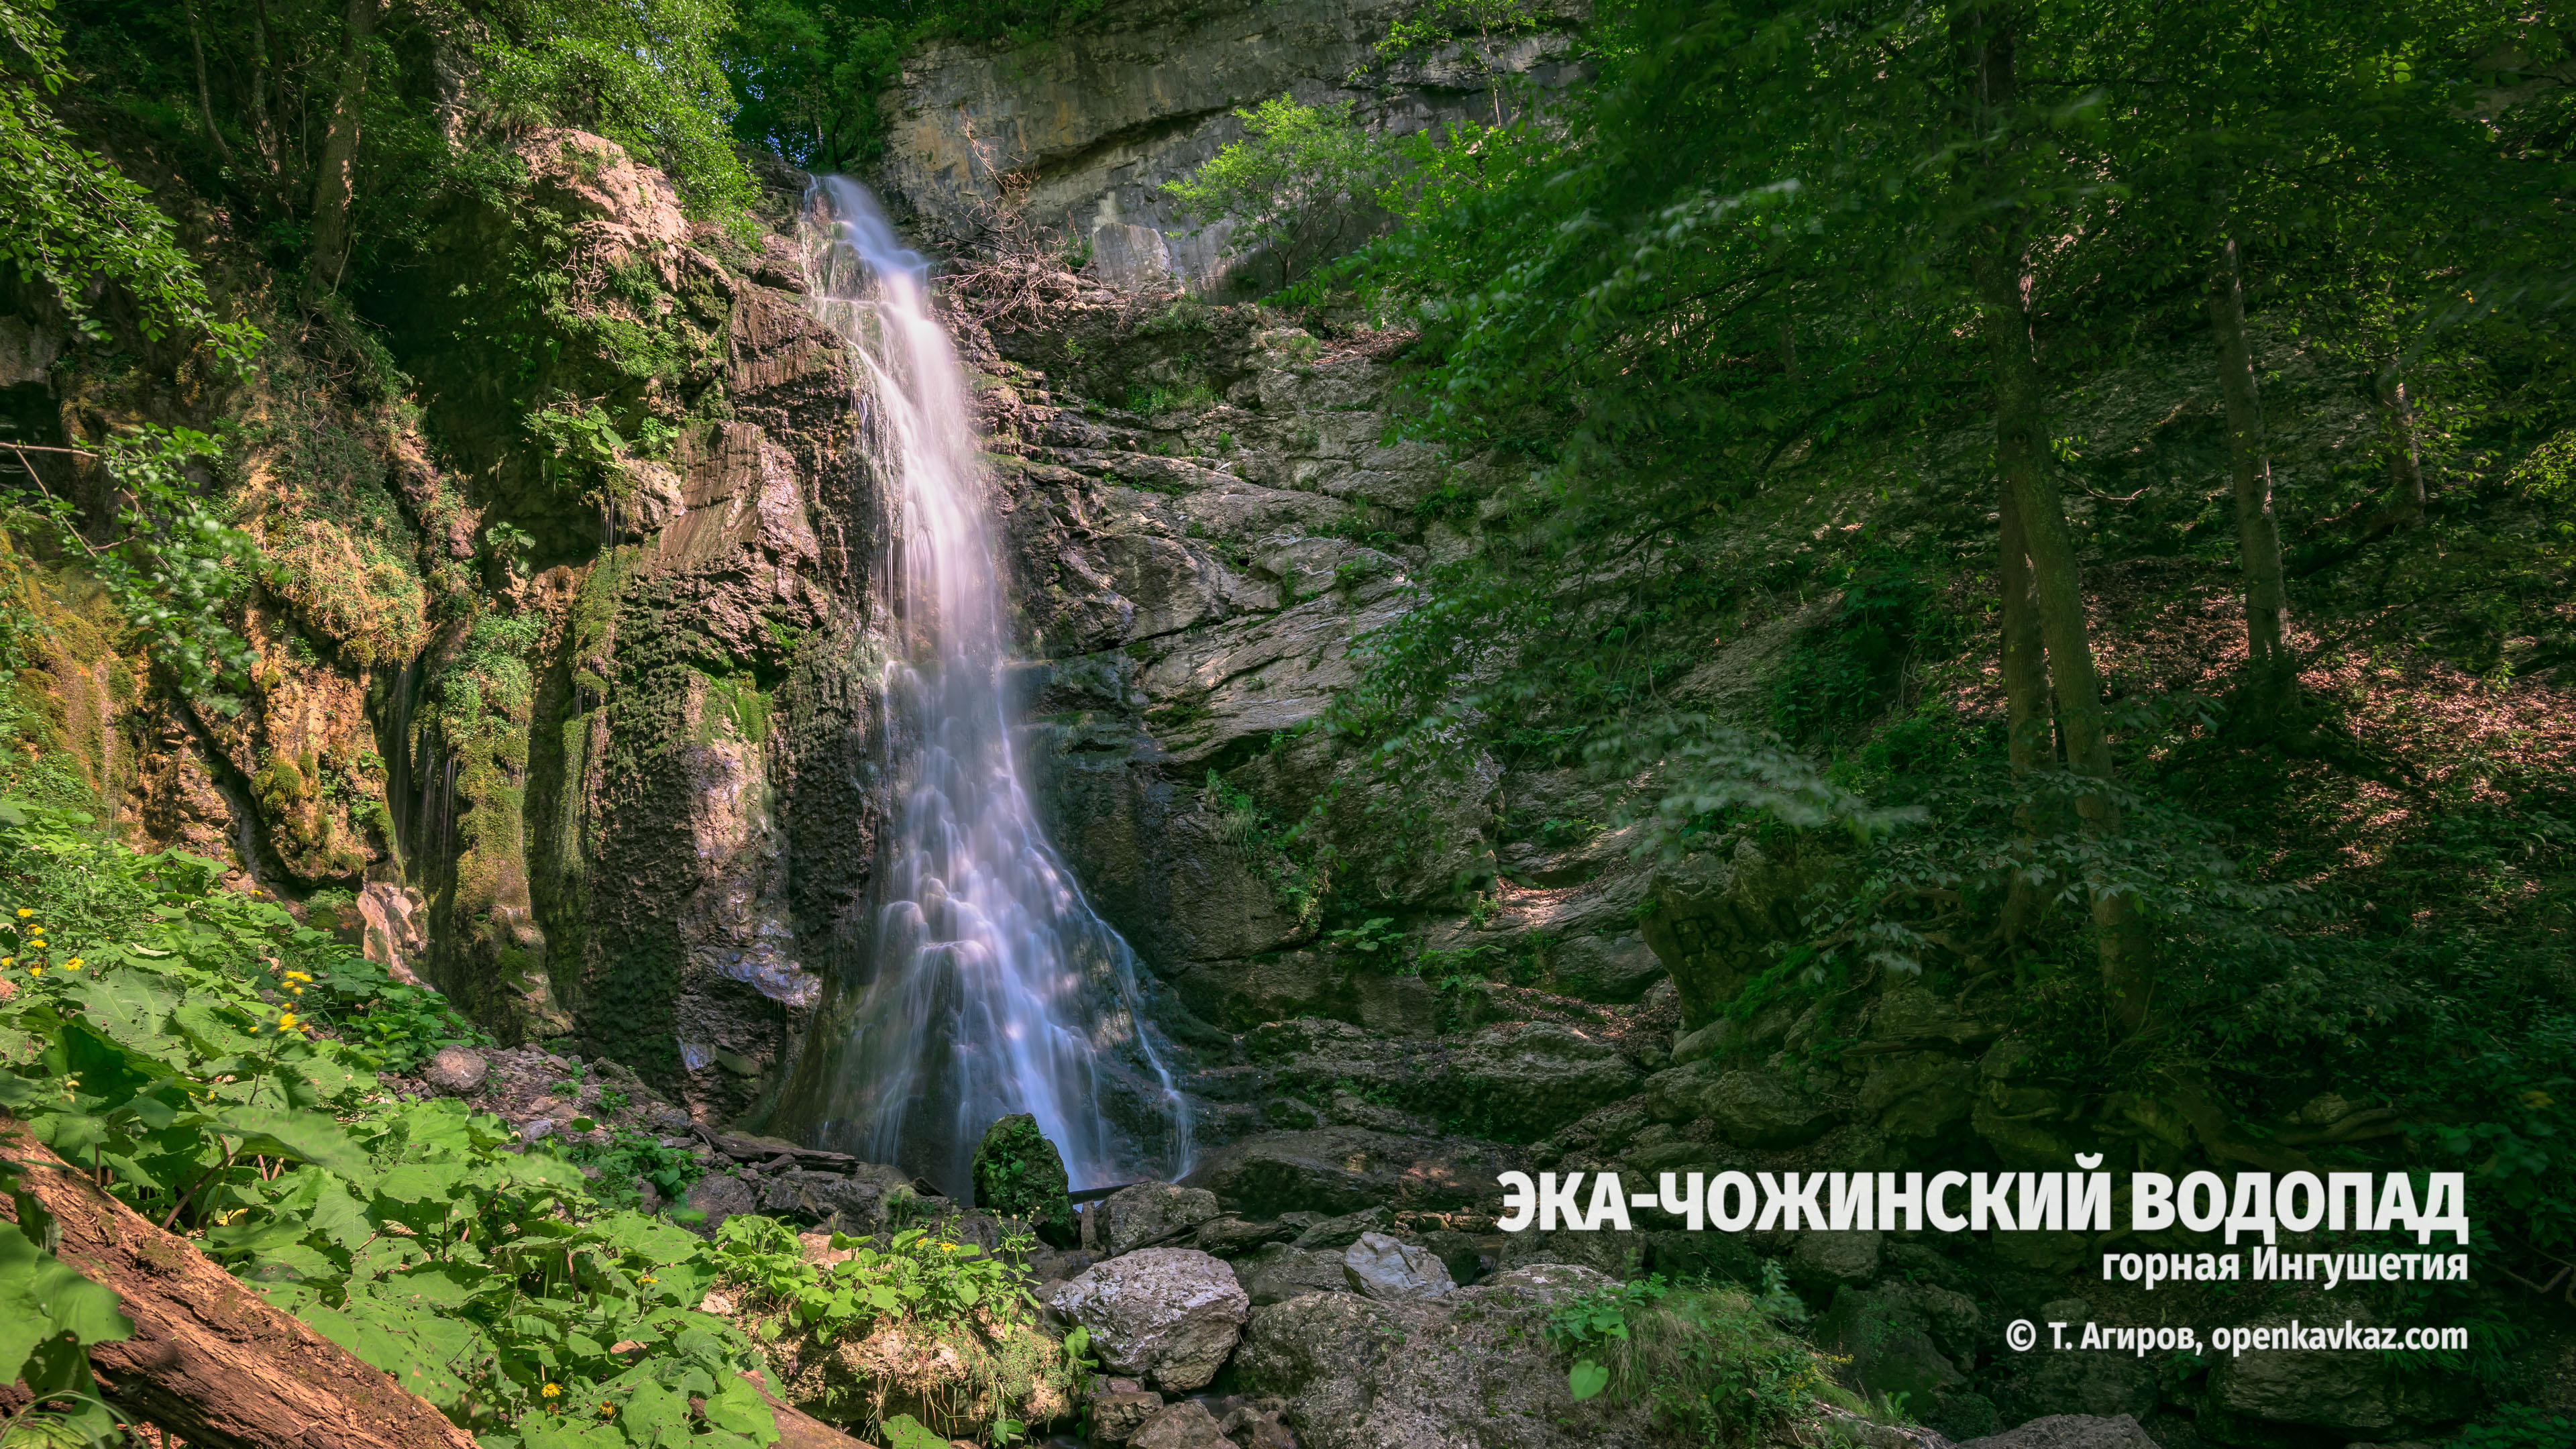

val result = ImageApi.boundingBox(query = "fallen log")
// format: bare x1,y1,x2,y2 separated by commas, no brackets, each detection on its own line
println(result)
0,1118,478,1449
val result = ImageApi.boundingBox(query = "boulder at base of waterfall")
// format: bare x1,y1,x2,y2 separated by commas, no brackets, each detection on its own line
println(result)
1340,1232,1453,1301
1288,1206,1391,1251
1045,1248,1250,1393
1099,1182,1223,1256
1958,1415,2159,1449
969,1114,1078,1247
1233,1264,1657,1449
1232,1244,1353,1306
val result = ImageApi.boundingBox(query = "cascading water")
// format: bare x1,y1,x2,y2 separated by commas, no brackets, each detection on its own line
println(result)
786,176,1191,1195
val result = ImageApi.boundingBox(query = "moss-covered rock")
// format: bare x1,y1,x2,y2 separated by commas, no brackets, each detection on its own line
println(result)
969,1114,1077,1248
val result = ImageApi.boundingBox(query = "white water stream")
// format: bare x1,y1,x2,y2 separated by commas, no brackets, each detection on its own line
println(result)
794,177,1190,1193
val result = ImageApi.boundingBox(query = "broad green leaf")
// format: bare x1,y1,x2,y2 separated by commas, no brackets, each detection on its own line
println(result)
879,1415,949,1449
1568,1358,1610,1401
213,1105,372,1179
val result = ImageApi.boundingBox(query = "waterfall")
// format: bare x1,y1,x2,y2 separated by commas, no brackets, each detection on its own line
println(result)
790,176,1191,1195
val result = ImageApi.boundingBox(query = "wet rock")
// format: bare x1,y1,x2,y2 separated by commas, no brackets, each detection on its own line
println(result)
969,1114,1078,1246
1288,1206,1390,1251
1340,1232,1453,1301
423,1046,489,1093
1230,1244,1353,1306
1091,1388,1165,1444
1418,1229,1487,1287
682,1172,759,1238
1099,1182,1222,1256
1044,1247,1250,1393
1234,1264,1656,1449
1958,1414,2157,1449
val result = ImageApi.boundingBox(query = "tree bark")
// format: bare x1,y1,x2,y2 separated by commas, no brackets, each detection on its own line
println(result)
1996,482,2053,945
1962,5,2152,1031
303,0,384,305
2206,233,2292,686
0,1119,478,1449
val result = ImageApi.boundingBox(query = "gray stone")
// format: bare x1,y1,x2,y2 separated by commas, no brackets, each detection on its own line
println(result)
1099,1182,1224,1256
1192,1216,1295,1257
423,1046,488,1093
1958,1415,2157,1449
1091,1388,1167,1444
1547,932,1666,1003
1234,1264,1657,1449
1132,1399,1238,1449
1442,1021,1643,1140
1046,1247,1250,1393
1341,1231,1453,1301
2206,1301,2472,1435
1182,1126,1517,1217
680,1172,757,1238
1231,1243,1354,1306
1703,1067,1841,1148
1289,1205,1391,1250
519,1118,555,1144
1860,1052,1979,1141
1495,1226,1646,1281
1789,1229,1882,1285
1670,1000,1796,1066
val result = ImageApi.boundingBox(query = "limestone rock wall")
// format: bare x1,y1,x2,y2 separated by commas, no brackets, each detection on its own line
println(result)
872,0,1589,292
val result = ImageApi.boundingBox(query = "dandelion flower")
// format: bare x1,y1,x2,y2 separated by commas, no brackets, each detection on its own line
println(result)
13,909,26,918
276,1012,299,1031
540,1383,561,1399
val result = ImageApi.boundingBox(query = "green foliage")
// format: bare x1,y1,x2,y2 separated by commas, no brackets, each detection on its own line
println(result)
719,0,1104,171
1202,769,1329,928
712,1214,1037,1342
560,1127,710,1210
12,427,260,712
1542,1271,1823,1446
0,796,777,1448
2449,1405,2576,1449
475,0,759,230
0,0,258,361
1323,915,1404,965
1163,95,1391,286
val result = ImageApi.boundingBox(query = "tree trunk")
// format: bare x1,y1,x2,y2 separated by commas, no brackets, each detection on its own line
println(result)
2371,368,2426,529
2206,233,2292,688
250,0,280,177
1962,6,2152,1031
182,0,236,172
0,1120,478,1449
303,0,384,305
1996,480,2053,945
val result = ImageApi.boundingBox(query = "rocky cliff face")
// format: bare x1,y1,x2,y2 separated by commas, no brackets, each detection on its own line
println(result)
872,0,1588,292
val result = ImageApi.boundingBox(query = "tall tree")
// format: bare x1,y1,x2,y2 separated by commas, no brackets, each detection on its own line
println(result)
302,0,382,303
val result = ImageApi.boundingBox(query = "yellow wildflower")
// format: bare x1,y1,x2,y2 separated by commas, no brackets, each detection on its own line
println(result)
276,1012,299,1031
26,967,40,977
637,1275,657,1285
597,1405,616,1419
13,909,27,918
2,958,13,967
285,971,311,983
62,959,79,971
541,1383,561,1399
